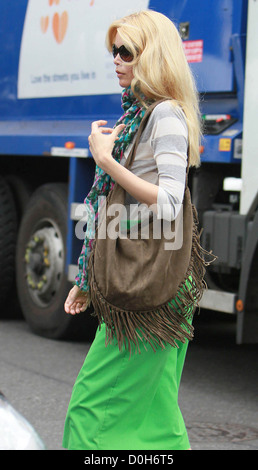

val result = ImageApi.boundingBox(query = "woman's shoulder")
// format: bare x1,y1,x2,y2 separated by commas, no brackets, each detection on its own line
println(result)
147,100,188,137
151,100,186,122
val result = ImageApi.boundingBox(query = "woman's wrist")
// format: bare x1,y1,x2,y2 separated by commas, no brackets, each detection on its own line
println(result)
99,152,115,174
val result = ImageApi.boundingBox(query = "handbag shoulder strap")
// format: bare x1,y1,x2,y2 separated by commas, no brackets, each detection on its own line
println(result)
124,99,165,170
125,99,190,185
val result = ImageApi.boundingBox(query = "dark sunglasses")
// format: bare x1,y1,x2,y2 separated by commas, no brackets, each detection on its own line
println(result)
112,44,134,62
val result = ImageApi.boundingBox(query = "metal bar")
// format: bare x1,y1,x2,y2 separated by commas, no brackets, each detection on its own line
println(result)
199,289,237,314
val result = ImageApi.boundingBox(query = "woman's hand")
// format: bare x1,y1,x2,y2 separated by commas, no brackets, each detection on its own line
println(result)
64,285,90,315
89,120,158,208
88,120,125,171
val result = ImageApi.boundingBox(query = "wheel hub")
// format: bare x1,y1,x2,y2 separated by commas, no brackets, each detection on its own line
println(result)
25,225,64,307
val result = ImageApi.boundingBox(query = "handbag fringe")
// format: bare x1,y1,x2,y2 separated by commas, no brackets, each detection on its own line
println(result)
88,204,216,354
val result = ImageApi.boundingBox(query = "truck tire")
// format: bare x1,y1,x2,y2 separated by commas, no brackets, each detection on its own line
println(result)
16,183,77,339
6,174,32,223
0,176,17,306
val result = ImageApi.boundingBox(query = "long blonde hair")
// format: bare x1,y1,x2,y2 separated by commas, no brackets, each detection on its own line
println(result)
106,10,201,167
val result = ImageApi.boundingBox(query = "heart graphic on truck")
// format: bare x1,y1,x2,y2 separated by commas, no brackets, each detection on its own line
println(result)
52,11,68,43
40,0,95,43
40,16,49,34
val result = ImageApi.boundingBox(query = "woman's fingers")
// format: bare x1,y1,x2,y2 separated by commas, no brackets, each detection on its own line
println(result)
64,287,76,313
89,120,125,168
64,285,82,314
70,302,87,315
99,128,115,134
64,286,90,315
67,302,81,315
113,123,126,138
91,120,107,132
91,120,125,136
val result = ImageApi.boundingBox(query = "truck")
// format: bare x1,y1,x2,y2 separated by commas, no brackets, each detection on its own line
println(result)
0,0,257,344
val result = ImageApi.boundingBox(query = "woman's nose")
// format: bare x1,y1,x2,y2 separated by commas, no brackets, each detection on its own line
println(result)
113,53,122,65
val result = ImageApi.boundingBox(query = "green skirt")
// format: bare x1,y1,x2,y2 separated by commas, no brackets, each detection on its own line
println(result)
62,321,191,450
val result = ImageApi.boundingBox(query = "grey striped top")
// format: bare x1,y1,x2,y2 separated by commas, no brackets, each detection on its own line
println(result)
121,101,188,222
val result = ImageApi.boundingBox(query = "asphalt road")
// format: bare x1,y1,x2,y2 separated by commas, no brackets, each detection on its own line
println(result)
1,309,258,451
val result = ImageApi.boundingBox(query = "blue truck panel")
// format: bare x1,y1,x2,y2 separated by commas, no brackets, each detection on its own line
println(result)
0,0,253,343
0,1,247,111
152,0,235,93
0,0,248,269
0,0,248,167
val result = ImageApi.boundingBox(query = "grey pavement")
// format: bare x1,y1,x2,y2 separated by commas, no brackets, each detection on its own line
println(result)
0,310,258,451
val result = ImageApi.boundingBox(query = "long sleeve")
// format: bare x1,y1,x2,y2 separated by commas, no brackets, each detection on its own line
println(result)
151,103,188,221
122,101,188,222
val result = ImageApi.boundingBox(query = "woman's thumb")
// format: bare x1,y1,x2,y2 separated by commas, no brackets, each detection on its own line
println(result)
114,124,125,139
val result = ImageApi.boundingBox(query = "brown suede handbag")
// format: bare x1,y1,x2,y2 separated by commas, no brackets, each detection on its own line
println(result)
88,101,214,353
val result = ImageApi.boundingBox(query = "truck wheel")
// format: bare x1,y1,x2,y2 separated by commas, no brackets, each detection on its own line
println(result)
6,174,32,223
0,176,17,305
16,183,75,339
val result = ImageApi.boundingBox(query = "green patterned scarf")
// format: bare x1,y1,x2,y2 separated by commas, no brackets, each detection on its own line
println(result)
75,86,148,292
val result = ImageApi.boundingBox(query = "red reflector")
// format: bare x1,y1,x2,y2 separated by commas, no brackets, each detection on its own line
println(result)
65,141,75,149
236,299,244,312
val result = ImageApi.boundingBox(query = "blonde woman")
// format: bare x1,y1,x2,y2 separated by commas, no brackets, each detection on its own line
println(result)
63,10,201,450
